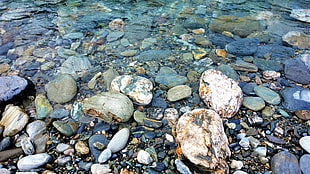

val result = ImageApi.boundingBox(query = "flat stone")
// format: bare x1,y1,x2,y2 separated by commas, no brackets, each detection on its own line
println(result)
0,168,10,174
155,67,188,88
282,31,310,49
290,9,310,23
176,109,231,173
59,55,92,79
137,150,153,165
120,50,138,57
254,44,295,62
110,75,153,105
57,155,72,166
0,42,14,55
209,33,235,49
143,118,163,128
299,136,310,153
33,133,49,154
0,105,29,137
225,38,259,56
300,154,310,174
50,108,70,119
35,94,53,119
45,74,77,103
133,110,146,125
56,143,72,153
26,120,46,140
17,153,51,171
280,87,310,111
175,159,192,174
98,148,112,163
0,148,23,162
88,134,109,162
232,60,258,72
82,92,134,123
254,86,281,105
107,128,130,153
284,54,310,84
271,151,301,174
137,50,171,61
52,120,78,137
102,69,119,89
242,97,265,111
253,58,283,71
242,82,257,95
0,137,11,151
21,137,35,155
217,64,239,81
266,135,286,144
164,108,179,127
295,110,310,120
199,69,243,118
63,32,84,39
167,85,192,102
107,31,124,42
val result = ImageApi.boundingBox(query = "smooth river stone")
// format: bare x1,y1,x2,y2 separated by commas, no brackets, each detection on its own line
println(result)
137,150,153,165
167,85,192,102
242,97,265,111
199,69,243,118
35,93,53,119
107,128,130,153
52,120,78,137
17,153,51,171
98,148,112,163
300,154,310,174
271,151,301,174
299,136,310,153
254,86,281,105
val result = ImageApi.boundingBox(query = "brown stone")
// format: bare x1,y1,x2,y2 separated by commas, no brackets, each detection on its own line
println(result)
295,110,310,120
176,109,231,173
0,148,23,162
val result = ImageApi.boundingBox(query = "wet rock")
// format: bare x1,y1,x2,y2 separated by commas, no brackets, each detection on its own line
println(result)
133,110,146,125
218,64,239,81
175,159,192,174
242,83,257,95
284,55,310,84
102,69,119,89
33,133,49,154
50,108,70,119
167,85,192,102
63,32,84,39
82,92,134,123
89,134,109,162
176,109,231,173
295,110,310,120
242,97,265,111
232,60,258,72
0,75,34,105
26,120,46,139
45,74,77,103
137,150,153,165
282,31,310,49
34,94,53,119
299,136,310,153
98,148,111,163
164,108,179,127
280,87,310,111
107,128,130,153
300,154,310,174
143,118,162,128
91,164,111,174
271,151,301,174
225,38,259,56
110,75,153,105
59,55,92,79
0,105,29,137
137,50,171,62
209,33,235,49
253,58,283,71
57,155,72,166
0,148,23,162
199,69,243,118
17,153,51,171
120,49,138,57
52,120,78,137
0,42,14,55
107,31,124,42
290,9,310,23
254,86,281,105
230,160,243,170
75,140,89,155
56,143,72,153
0,137,11,151
266,135,286,144
155,67,188,88
124,15,153,43
254,44,295,62
209,15,261,37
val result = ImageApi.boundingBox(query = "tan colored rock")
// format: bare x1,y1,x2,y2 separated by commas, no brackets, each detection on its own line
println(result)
199,69,243,118
282,31,310,49
176,109,231,173
0,105,29,137
167,85,192,102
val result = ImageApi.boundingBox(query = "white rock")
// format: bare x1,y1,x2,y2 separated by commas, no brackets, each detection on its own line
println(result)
56,143,72,153
21,137,35,155
98,148,112,163
26,120,46,139
239,137,250,148
164,108,179,127
137,150,153,164
233,170,248,174
165,133,174,142
107,128,130,153
230,160,243,170
253,147,267,157
91,164,111,174
237,133,246,139
17,153,51,171
299,136,310,153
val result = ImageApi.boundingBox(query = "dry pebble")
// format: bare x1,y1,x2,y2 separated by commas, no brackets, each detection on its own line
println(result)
137,150,153,165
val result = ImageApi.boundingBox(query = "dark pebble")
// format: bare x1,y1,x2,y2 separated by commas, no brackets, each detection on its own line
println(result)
225,38,259,56
144,131,156,139
271,151,301,174
93,122,111,132
144,118,162,128
284,57,310,84
50,109,70,119
0,137,11,151
132,126,145,138
0,42,14,55
88,134,109,162
209,33,235,49
151,162,166,171
242,82,258,95
147,168,162,174
266,135,286,145
0,148,23,162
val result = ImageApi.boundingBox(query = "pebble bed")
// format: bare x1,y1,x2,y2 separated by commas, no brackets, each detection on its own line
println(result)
0,0,310,174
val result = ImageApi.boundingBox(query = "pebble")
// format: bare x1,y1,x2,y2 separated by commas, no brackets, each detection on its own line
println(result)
282,31,310,49
242,97,265,111
299,136,310,153
290,9,310,23
233,171,248,174
107,128,130,153
137,150,153,164
284,55,310,84
52,120,78,137
133,110,146,125
299,154,310,174
26,120,46,139
239,137,250,148
0,148,23,162
21,137,35,155
252,147,267,157
295,110,310,120
59,55,92,79
90,164,111,174
0,105,29,137
57,155,72,166
175,159,192,174
155,67,188,88
253,58,283,71
255,44,295,62
120,49,138,57
56,143,72,153
50,108,70,119
230,160,243,169
107,31,124,42
225,38,259,56
167,85,192,102
0,137,11,151
218,64,239,81
266,135,286,145
271,151,301,174
280,87,310,111
88,134,109,162
199,69,243,118
33,133,49,154
17,153,51,171
34,94,53,119
0,42,14,55
163,108,179,127
0,168,10,174
98,148,111,163
110,75,153,105
143,118,162,128
232,60,258,72
75,140,89,154
45,74,77,103
254,86,281,105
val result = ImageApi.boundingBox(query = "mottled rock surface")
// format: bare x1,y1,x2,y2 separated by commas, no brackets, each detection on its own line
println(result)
176,109,231,173
199,69,243,118
282,31,310,49
225,38,259,56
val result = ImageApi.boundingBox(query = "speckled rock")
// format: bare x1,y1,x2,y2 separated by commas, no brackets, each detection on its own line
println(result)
75,140,89,155
45,74,77,103
176,109,231,173
110,75,153,105
82,92,134,123
282,31,310,49
242,97,265,111
199,69,243,118
107,128,130,153
254,86,281,105
0,105,29,137
167,85,192,102
299,136,310,153
271,151,301,174
35,94,53,119
164,108,179,127
175,159,192,174
17,153,51,171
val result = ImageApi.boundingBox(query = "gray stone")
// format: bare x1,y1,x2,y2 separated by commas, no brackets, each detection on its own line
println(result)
167,85,192,102
232,60,258,72
57,155,72,166
107,31,124,42
253,58,283,71
155,67,188,88
98,148,112,163
0,137,11,151
63,32,84,39
271,151,301,174
254,44,295,62
88,134,109,162
56,143,72,153
280,87,310,111
124,15,153,43
33,133,49,153
50,109,70,119
282,31,310,49
137,50,171,61
52,120,78,137
137,150,153,165
285,55,310,84
0,42,14,55
218,64,239,81
21,137,35,155
242,83,257,95
175,159,192,174
45,74,77,103
209,33,235,49
102,69,119,89
107,128,130,153
83,92,134,123
299,136,310,153
59,55,92,79
254,86,281,105
300,154,310,174
225,38,259,56
0,168,10,174
252,147,267,157
17,153,51,171
133,110,146,125
290,9,310,23
91,164,111,174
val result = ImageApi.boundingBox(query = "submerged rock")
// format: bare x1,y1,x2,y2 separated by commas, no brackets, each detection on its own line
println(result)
290,9,310,23
176,109,231,173
199,69,242,118
35,94,53,119
225,38,259,56
59,55,92,79
282,31,310,49
284,54,310,84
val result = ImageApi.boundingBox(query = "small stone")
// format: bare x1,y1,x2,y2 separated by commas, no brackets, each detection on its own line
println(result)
33,133,49,154
175,159,192,174
164,108,179,127
239,137,250,148
0,63,10,73
155,67,188,88
56,143,72,153
89,134,109,162
281,87,310,111
0,137,11,151
242,97,265,111
0,148,23,162
120,50,138,57
109,18,125,30
295,110,310,120
230,160,243,170
271,151,301,174
98,148,112,163
137,150,153,164
284,55,310,84
35,94,53,119
75,140,89,154
232,60,258,72
57,155,72,166
143,118,162,128
252,147,267,157
52,120,78,137
167,85,192,102
233,171,248,174
21,137,35,155
225,38,259,56
151,162,166,172
266,135,286,145
282,31,310,49
199,69,243,118
102,69,119,89
299,136,310,153
17,153,51,171
254,86,281,105
300,154,310,174
50,109,70,119
0,105,29,137
263,71,281,80
91,164,111,174
133,110,146,125
110,75,153,105
87,72,102,89
59,55,92,80
107,31,124,42
0,168,10,174
107,128,130,153
26,120,46,139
